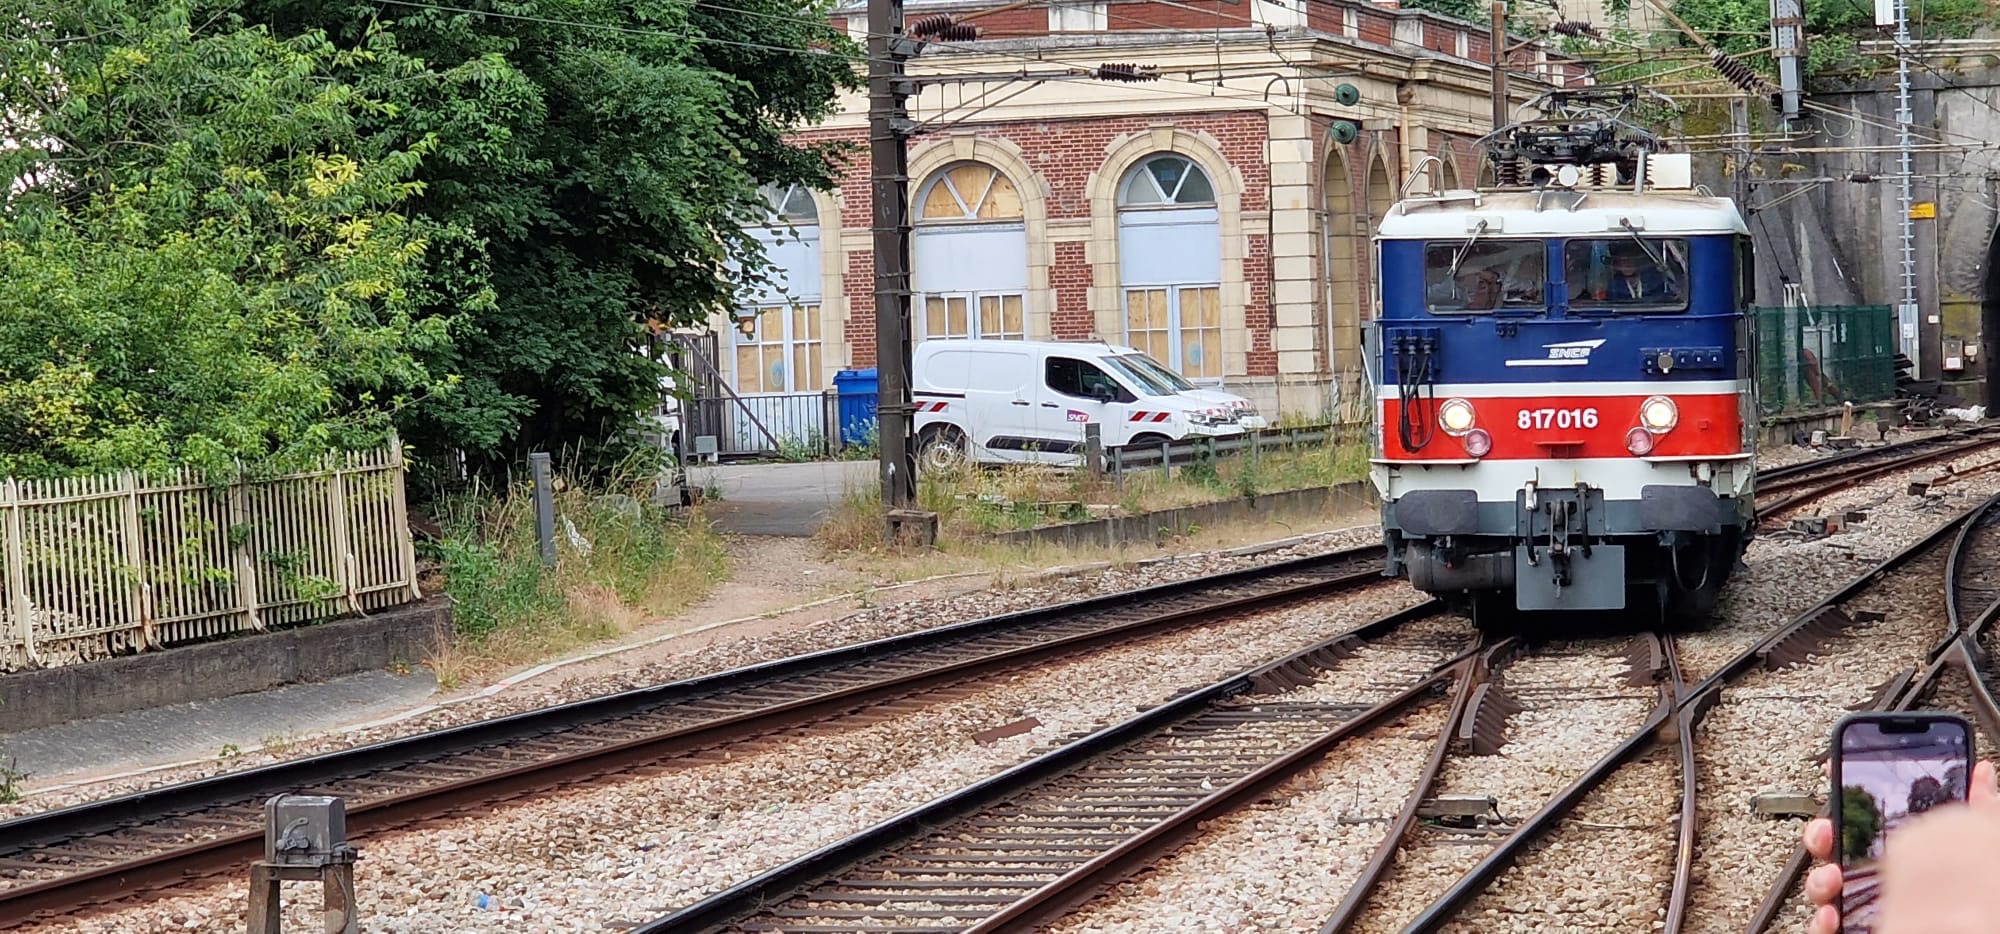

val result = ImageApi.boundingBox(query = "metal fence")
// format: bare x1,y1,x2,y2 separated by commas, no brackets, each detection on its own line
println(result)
1105,423,1359,479
688,391,839,458
1753,305,1898,415
0,443,422,673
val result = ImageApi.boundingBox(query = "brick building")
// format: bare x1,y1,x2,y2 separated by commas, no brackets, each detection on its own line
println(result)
712,0,1587,439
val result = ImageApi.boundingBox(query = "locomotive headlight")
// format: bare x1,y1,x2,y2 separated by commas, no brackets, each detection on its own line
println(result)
1463,429,1493,458
1625,426,1656,456
1438,398,1477,436
1640,395,1679,434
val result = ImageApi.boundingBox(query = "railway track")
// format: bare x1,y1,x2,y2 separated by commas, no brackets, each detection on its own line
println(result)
4,428,1992,929
0,548,1387,926
1755,427,2000,522
635,605,1476,933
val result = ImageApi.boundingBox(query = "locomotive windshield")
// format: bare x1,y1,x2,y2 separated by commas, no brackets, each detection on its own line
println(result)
1423,241,1545,313
1565,237,1689,312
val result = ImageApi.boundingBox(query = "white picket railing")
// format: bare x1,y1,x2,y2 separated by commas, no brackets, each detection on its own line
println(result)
0,441,422,673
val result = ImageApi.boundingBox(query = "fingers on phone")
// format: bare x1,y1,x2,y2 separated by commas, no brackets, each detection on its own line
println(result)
1804,817,1835,861
1975,760,2000,806
1809,903,1840,934
1805,861,1843,905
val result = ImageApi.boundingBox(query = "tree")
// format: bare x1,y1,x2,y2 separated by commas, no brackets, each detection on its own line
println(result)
1841,785,1884,864
233,0,861,481
0,1,456,479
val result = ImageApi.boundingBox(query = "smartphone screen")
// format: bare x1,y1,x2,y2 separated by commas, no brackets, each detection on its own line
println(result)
1833,713,1974,934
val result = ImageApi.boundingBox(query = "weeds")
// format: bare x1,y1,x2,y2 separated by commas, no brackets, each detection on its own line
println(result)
0,758,24,804
422,474,729,683
816,430,1371,552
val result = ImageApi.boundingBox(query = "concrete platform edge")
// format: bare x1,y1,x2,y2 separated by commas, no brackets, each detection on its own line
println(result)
976,481,1381,551
1,599,450,734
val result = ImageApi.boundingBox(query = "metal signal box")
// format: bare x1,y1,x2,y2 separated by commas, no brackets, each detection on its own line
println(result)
264,795,355,868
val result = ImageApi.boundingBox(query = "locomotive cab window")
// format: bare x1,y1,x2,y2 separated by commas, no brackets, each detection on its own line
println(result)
1565,237,1689,312
1423,240,1545,314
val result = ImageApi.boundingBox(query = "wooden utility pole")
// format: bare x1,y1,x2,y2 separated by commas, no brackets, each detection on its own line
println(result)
867,0,924,541
1489,0,1508,131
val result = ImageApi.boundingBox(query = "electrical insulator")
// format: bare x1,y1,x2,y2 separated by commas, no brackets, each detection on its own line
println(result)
908,13,955,38
1095,63,1160,82
1549,20,1601,39
1495,157,1524,187
935,23,980,40
1708,48,1776,96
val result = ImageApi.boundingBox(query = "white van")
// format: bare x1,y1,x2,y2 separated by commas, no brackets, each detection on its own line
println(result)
911,339,1255,471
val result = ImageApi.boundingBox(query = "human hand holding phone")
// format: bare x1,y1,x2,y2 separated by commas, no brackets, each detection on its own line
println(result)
1803,714,1989,934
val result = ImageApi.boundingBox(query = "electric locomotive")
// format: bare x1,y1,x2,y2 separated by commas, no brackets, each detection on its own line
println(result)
1368,89,1756,625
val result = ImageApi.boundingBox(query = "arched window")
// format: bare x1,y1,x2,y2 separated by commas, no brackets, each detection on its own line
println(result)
913,162,1029,341
732,182,824,401
765,182,819,225
1117,154,1223,381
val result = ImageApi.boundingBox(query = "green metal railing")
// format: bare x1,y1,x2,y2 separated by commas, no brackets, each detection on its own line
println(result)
1753,305,1898,414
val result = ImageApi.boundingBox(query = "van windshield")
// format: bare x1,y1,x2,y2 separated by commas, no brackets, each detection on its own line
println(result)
1114,353,1198,392
1099,355,1179,396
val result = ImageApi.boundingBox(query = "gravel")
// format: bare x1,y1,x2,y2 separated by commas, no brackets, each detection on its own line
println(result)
0,528,1383,819
1439,749,1681,932
1681,541,1958,934
1348,643,1661,934
35,582,1432,933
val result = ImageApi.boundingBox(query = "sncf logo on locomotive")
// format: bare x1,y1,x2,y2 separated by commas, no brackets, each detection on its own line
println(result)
1504,339,1608,368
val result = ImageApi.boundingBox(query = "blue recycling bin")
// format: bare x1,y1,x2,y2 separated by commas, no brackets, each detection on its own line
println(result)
832,368,880,447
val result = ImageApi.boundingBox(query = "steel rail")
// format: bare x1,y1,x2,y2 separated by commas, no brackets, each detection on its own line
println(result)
1739,491,2000,934
1356,632,1679,934
1318,639,1506,933
1753,424,2000,490
635,602,1460,934
0,547,1385,927
1357,494,1991,934
1755,431,2000,520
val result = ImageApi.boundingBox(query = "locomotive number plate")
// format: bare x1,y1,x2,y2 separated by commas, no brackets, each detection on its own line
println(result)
1517,407,1600,430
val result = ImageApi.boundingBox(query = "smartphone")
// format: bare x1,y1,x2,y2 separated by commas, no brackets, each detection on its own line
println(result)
1830,711,1975,933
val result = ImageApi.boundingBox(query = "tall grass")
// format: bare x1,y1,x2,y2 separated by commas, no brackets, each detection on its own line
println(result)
422,478,728,685
815,431,1372,553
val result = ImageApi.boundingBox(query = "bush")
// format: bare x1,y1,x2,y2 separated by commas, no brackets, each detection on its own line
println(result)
425,478,727,680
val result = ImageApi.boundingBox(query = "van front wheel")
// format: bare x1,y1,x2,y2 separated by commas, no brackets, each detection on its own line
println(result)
917,425,970,473
1125,432,1172,450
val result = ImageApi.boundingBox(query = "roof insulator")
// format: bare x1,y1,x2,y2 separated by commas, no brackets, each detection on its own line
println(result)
1095,62,1160,82
908,13,955,38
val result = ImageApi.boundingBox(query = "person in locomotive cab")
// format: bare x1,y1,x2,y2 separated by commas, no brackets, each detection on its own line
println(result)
1457,266,1505,310
1604,241,1678,301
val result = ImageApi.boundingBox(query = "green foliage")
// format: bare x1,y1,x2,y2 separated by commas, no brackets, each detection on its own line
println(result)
0,0,854,486
425,481,727,657
1841,785,1884,863
238,0,862,483
0,1,457,479
1645,0,1997,79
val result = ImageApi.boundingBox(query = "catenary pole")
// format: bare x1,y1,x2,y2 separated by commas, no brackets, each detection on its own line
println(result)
868,0,918,527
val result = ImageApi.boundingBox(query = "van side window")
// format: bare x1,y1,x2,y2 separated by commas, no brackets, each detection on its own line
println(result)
1046,357,1134,403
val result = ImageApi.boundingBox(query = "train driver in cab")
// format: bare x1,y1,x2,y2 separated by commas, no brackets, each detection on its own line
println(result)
1602,241,1679,302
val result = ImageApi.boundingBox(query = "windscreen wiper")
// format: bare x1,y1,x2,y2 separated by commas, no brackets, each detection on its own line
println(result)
1619,220,1666,267
1447,219,1491,279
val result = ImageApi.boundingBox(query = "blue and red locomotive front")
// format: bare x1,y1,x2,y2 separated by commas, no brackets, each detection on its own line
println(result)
1367,157,1756,624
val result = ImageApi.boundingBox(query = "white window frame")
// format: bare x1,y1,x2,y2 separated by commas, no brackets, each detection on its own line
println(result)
916,291,1028,342
1117,154,1225,385
730,303,825,395
1121,286,1224,384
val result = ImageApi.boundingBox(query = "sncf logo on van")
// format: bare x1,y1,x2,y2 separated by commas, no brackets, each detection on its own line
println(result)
1066,410,1090,423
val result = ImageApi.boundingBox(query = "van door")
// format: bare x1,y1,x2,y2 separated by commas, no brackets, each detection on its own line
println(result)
961,349,1041,464
1042,356,1140,464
